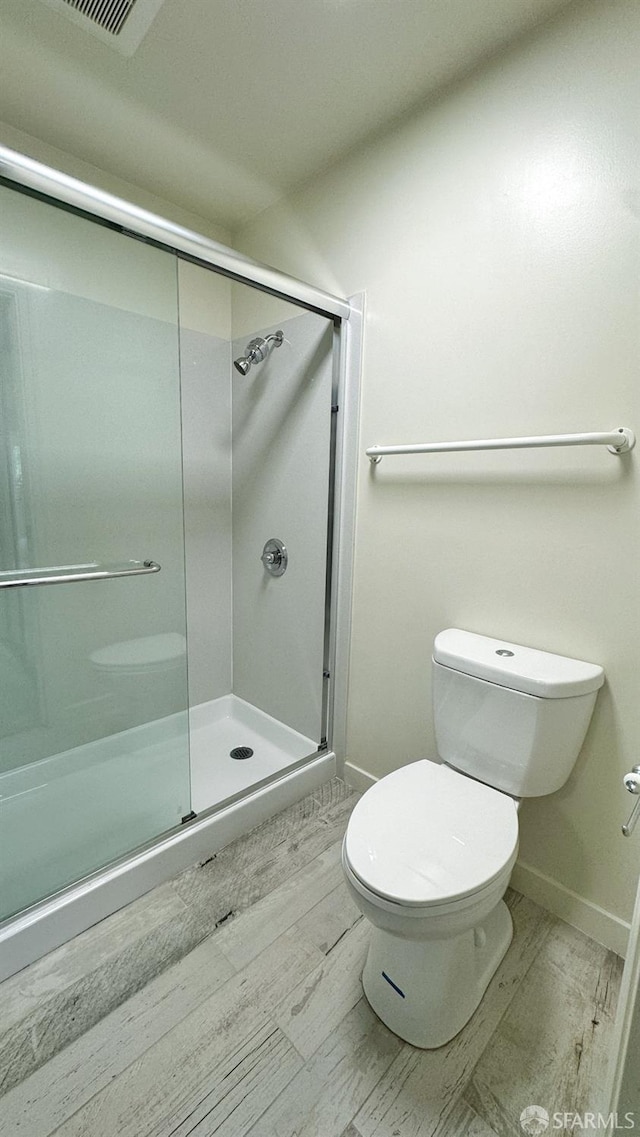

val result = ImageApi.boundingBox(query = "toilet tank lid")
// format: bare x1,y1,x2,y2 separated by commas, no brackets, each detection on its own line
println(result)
433,629,604,699
90,633,186,669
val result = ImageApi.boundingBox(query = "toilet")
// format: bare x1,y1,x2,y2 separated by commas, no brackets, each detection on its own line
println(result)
342,628,604,1049
89,632,187,724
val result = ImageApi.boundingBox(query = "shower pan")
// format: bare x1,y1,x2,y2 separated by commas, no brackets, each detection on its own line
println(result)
0,146,360,980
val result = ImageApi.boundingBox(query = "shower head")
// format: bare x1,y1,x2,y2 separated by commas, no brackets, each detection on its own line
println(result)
234,331,283,375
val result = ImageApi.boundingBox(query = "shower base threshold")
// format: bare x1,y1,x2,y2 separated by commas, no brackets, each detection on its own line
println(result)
0,738,334,983
190,695,317,814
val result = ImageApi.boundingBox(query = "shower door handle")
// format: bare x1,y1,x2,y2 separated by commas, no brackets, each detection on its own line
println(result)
0,560,161,589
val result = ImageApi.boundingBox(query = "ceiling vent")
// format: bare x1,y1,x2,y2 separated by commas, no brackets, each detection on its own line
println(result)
40,0,167,55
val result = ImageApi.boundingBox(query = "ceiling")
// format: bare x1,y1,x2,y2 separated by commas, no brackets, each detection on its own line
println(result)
0,0,578,230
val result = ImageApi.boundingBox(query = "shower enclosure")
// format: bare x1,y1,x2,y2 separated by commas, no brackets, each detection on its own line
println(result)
0,147,358,978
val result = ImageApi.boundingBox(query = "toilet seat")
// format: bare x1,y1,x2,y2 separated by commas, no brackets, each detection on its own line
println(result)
344,760,518,908
343,844,515,921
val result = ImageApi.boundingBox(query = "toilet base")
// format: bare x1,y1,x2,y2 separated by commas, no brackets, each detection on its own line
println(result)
361,899,513,1049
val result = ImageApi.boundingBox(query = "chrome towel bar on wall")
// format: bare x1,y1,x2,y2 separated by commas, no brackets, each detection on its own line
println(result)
0,560,161,589
366,427,636,464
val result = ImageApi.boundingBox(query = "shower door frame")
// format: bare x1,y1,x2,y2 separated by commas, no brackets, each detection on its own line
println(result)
0,145,361,981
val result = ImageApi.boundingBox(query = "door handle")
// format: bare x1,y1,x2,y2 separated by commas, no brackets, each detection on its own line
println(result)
622,765,640,836
0,560,161,589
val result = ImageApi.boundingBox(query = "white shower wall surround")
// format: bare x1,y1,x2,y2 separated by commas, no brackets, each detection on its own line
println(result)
231,314,333,741
180,325,233,704
180,302,333,741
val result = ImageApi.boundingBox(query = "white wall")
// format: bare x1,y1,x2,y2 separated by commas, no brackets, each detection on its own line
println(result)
0,120,231,247
235,0,640,952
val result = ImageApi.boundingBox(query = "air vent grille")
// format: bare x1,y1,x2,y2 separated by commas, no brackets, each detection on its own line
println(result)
61,0,135,35
40,0,166,55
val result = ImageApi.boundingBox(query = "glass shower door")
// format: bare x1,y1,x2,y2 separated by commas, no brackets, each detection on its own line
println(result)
0,185,191,920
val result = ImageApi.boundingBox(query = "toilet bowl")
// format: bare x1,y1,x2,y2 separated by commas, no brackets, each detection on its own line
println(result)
89,632,187,724
343,628,604,1049
342,760,518,1047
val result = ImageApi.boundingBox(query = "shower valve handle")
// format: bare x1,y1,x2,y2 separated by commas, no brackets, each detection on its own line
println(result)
261,538,288,577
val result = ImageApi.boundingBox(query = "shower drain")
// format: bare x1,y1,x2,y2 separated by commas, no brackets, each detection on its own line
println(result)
230,746,254,760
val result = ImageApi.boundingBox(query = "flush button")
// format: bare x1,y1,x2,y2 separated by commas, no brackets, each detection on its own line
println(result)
496,649,515,657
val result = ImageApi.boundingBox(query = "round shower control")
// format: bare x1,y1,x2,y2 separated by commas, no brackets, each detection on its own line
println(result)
261,538,288,577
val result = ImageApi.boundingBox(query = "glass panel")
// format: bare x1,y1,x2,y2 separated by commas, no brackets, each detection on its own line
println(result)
181,274,335,814
0,186,190,919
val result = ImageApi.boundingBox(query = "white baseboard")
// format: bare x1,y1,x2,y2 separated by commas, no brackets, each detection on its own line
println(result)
342,760,628,958
343,760,378,794
511,859,629,958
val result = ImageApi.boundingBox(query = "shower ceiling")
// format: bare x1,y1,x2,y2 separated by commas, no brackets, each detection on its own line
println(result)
0,0,577,228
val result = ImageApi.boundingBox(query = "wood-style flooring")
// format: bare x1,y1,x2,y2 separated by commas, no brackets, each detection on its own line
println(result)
0,778,623,1137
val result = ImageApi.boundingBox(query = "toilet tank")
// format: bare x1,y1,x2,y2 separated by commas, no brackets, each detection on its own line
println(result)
432,629,604,797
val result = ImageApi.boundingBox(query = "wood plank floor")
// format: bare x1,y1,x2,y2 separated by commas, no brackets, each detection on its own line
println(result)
0,778,623,1137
